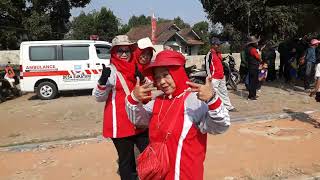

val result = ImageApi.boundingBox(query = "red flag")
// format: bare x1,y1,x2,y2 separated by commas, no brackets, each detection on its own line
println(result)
151,13,157,44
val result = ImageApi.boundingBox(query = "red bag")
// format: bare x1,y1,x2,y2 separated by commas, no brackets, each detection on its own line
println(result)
136,142,169,180
136,92,189,180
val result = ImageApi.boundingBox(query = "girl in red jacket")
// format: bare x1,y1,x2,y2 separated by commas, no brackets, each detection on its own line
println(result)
126,50,230,180
93,35,149,180
133,37,155,84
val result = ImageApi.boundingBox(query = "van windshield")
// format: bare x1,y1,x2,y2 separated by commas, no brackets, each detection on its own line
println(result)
95,45,111,59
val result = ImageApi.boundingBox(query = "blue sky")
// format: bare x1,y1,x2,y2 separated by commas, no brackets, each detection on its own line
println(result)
70,0,208,26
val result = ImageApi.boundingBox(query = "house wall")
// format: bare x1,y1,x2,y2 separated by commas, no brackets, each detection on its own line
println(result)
0,50,20,65
163,35,201,56
185,53,280,71
0,50,280,72
191,45,200,55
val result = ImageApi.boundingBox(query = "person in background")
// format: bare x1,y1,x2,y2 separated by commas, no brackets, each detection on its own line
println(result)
205,37,236,112
126,50,230,180
310,46,320,102
133,37,155,84
4,61,16,87
262,41,276,81
92,35,149,180
310,64,320,102
304,39,320,91
245,36,263,100
240,49,248,82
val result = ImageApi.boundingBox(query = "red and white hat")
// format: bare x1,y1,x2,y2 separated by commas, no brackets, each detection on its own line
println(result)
144,50,185,71
137,37,155,51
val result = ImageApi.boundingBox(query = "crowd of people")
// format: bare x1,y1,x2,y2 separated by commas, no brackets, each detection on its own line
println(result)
92,35,230,180
240,36,320,102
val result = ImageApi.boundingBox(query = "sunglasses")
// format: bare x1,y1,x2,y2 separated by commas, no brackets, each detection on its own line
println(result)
117,48,131,54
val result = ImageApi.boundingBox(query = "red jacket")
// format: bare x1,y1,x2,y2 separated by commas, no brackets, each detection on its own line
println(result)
93,68,145,138
126,92,230,180
208,49,224,79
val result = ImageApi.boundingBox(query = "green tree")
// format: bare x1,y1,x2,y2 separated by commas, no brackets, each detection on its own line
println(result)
0,0,26,49
128,15,151,28
29,0,91,39
119,15,151,34
69,12,96,40
173,16,190,29
0,0,91,49
95,7,120,41
199,0,320,41
70,7,119,41
193,21,210,54
23,11,52,40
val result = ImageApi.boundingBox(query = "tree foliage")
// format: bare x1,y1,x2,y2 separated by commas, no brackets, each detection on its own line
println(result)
70,7,119,41
0,0,90,50
173,16,190,29
193,21,210,54
200,0,320,42
119,15,151,34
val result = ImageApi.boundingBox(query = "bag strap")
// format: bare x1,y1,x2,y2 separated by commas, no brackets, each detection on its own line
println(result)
164,92,190,141
110,64,130,96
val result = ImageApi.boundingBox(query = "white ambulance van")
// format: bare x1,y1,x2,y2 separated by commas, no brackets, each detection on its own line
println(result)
19,40,111,100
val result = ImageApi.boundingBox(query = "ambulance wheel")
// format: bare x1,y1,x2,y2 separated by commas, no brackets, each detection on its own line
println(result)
37,82,57,100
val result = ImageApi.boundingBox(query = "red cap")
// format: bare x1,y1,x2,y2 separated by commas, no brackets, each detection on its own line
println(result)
144,50,185,71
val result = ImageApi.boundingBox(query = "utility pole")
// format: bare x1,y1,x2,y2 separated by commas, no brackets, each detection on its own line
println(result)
247,2,250,37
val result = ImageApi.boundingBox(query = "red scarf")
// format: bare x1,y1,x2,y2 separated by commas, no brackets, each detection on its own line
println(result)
110,46,136,90
167,66,190,98
133,47,154,72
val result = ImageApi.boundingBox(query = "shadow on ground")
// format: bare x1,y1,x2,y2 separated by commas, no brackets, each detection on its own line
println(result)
284,109,320,128
28,89,93,100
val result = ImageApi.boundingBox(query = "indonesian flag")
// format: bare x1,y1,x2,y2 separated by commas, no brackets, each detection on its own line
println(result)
151,13,157,44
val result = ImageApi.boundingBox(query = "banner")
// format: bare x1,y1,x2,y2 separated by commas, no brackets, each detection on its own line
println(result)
151,13,157,44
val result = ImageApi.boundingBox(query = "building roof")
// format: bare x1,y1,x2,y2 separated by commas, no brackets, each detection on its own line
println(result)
126,21,203,45
177,28,204,45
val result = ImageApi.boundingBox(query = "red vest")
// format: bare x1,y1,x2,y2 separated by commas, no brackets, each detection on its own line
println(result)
103,76,145,138
149,93,207,180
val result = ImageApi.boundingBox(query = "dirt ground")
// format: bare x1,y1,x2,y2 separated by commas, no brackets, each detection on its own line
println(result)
1,116,320,180
0,81,320,179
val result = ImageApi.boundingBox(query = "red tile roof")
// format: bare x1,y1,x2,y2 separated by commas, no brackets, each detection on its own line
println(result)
127,21,203,45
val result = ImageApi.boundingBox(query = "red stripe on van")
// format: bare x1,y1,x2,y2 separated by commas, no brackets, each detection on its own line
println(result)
92,69,98,74
24,71,70,77
85,70,92,74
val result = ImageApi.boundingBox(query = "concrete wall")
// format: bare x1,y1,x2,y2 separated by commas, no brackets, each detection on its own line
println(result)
0,50,280,71
0,50,20,65
186,52,280,71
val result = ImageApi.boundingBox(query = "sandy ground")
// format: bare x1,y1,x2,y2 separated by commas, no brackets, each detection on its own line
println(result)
0,81,320,179
0,82,319,147
1,117,320,180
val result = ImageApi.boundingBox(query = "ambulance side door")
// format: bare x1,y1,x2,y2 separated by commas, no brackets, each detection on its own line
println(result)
92,44,111,83
58,44,94,90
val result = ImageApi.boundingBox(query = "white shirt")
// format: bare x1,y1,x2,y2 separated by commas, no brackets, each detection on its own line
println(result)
315,64,320,92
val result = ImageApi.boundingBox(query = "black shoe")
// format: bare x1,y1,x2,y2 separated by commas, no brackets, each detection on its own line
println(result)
228,108,238,112
247,97,257,101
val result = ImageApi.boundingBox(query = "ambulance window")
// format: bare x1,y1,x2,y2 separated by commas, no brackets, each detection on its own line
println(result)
62,46,89,60
95,45,111,59
30,46,57,61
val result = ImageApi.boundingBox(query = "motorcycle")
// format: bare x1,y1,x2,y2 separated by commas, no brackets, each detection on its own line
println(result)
222,54,240,90
187,54,240,91
185,65,207,84
0,75,22,103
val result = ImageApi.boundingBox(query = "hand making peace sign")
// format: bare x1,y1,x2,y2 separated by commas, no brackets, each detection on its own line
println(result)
186,76,215,102
132,77,157,102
